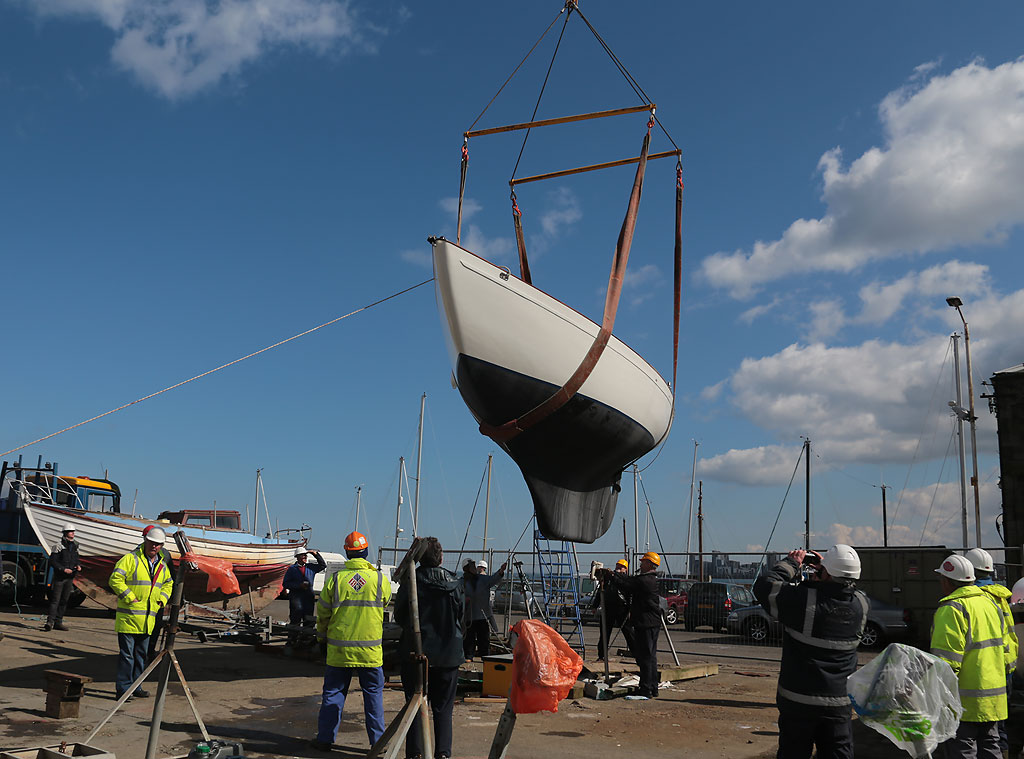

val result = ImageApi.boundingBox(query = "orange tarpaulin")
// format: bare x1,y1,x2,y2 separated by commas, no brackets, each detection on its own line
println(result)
508,619,584,714
182,552,241,595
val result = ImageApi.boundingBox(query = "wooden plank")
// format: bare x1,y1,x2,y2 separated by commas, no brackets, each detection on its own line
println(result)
659,662,718,681
465,105,654,139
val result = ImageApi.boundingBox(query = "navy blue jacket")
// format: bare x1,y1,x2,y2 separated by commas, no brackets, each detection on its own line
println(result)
396,565,465,669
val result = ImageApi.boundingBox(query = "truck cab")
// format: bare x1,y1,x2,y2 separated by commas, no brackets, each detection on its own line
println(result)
0,458,120,605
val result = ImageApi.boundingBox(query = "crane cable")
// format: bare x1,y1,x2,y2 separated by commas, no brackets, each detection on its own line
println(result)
0,278,434,458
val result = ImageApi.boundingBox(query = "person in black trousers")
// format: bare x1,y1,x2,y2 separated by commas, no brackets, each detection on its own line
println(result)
601,551,663,698
44,524,81,631
594,558,633,660
395,538,465,759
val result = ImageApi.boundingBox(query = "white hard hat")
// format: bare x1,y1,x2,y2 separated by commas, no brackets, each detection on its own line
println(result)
294,546,308,557
821,544,861,579
61,523,76,533
964,548,994,573
1012,577,1024,604
935,554,975,582
144,526,167,543
476,560,488,570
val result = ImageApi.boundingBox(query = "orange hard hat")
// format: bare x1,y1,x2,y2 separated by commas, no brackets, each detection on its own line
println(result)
642,551,661,567
344,531,369,551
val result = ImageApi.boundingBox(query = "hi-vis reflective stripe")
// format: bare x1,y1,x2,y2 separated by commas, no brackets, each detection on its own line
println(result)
327,637,383,648
802,588,817,636
127,580,153,587
117,589,133,600
334,600,385,609
778,686,851,707
960,685,1007,698
123,609,155,617
113,568,128,578
768,582,783,619
932,647,964,663
968,637,1005,651
853,591,869,635
784,627,860,650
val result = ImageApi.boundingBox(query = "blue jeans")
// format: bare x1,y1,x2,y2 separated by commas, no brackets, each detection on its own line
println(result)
316,666,386,747
116,632,150,697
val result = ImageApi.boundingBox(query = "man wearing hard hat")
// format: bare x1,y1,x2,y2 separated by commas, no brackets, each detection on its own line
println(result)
43,523,81,632
283,544,325,650
600,551,663,698
753,545,868,759
311,531,392,752
108,526,174,701
933,553,1009,759
593,558,632,661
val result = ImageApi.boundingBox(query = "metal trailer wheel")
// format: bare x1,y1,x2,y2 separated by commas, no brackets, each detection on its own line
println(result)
0,560,28,606
665,605,678,625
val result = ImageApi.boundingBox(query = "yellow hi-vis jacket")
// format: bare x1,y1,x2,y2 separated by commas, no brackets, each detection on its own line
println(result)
316,558,392,668
931,584,1008,722
977,581,1019,673
109,546,173,635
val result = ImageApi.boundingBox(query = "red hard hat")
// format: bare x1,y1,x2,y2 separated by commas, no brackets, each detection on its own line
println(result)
344,531,368,551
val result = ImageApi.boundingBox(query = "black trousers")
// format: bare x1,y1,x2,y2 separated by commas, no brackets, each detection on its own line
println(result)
632,625,660,697
401,663,459,758
47,576,75,624
463,619,490,660
597,616,631,659
777,713,853,759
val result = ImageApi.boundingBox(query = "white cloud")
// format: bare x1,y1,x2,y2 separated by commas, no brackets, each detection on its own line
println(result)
806,298,846,341
699,58,1024,297
624,263,662,307
703,287,1024,485
738,297,781,325
537,186,582,238
29,0,380,100
399,248,431,268
440,196,482,221
700,444,804,486
855,260,990,326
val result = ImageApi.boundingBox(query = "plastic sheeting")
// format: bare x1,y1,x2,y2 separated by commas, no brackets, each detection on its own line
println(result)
848,643,962,758
508,619,583,714
182,552,241,595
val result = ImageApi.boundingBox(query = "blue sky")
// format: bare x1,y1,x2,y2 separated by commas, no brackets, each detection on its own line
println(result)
2,1,1023,564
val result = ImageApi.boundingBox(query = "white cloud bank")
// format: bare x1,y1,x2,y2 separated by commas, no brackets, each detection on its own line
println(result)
30,0,380,99
701,286,1024,486
700,58,1024,298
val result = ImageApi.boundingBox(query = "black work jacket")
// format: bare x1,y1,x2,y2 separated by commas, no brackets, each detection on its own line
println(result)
606,570,660,628
395,565,465,669
49,538,80,578
753,557,868,716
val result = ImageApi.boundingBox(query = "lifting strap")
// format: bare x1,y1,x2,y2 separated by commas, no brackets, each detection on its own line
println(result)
673,160,683,394
511,191,532,284
479,119,653,443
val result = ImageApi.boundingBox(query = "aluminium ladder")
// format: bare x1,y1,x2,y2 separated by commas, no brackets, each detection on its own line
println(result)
533,529,586,656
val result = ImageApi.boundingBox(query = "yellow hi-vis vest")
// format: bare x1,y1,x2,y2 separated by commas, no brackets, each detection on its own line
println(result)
109,546,173,635
978,582,1019,673
316,558,392,668
931,584,1009,722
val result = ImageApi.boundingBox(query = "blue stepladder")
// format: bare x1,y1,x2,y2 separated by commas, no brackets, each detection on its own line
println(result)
533,528,585,657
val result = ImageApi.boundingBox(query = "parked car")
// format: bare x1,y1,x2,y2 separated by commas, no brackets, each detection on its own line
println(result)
573,590,669,626
656,576,693,625
725,595,909,648
683,582,756,632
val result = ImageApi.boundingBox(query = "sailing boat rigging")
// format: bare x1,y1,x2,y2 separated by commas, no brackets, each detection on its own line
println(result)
430,2,682,543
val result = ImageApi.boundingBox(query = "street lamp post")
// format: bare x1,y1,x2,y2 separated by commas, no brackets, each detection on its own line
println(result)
946,297,982,548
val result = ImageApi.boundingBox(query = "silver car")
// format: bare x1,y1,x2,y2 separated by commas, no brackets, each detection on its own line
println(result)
726,595,908,648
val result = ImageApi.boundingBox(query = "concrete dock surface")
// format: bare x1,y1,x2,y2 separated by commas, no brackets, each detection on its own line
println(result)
0,601,903,759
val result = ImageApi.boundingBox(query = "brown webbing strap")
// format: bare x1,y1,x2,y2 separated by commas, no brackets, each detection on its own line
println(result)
673,161,683,394
457,139,469,244
511,192,532,284
480,123,653,443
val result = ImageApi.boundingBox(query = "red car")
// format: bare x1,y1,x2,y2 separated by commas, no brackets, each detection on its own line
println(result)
656,577,693,625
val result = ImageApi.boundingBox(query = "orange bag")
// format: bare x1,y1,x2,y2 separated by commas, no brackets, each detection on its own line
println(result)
508,619,584,714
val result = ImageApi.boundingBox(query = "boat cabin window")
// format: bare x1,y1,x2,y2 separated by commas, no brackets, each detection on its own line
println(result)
215,514,240,529
186,514,212,526
86,491,117,513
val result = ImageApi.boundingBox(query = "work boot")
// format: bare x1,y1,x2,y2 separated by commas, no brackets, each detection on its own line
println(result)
134,689,150,698
54,622,69,631
309,739,333,751
42,622,52,631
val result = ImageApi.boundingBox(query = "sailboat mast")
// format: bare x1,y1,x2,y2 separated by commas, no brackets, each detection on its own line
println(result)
414,393,425,537
354,485,362,532
633,463,639,558
252,468,262,536
483,454,492,558
804,438,811,550
394,457,405,554
685,440,698,569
